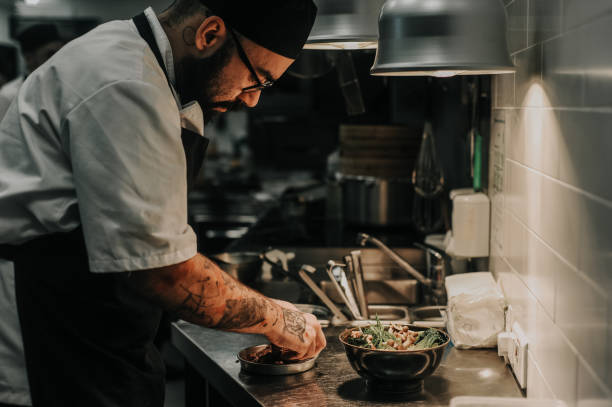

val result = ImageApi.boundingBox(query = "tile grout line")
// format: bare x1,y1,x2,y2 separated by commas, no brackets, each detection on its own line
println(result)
527,348,556,399
576,348,612,397
498,249,594,403
505,205,608,308
506,157,612,210
497,221,556,322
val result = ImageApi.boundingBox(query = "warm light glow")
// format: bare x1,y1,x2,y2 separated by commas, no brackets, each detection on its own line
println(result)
478,368,496,379
304,41,378,50
556,67,612,78
431,70,461,78
371,68,516,77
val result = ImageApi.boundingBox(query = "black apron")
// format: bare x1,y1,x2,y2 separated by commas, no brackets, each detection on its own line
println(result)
0,13,208,407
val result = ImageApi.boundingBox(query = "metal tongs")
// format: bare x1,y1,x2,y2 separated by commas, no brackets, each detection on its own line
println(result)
322,250,370,321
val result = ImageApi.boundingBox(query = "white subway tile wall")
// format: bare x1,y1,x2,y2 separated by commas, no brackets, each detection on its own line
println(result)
490,1,612,406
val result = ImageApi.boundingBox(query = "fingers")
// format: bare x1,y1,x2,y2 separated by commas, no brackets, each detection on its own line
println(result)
315,323,327,355
301,314,326,360
266,307,327,361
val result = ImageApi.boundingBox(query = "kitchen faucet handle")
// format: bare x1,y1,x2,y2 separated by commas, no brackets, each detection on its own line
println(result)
356,233,370,246
300,264,317,274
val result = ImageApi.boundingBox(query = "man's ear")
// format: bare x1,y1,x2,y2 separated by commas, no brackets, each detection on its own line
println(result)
194,16,227,57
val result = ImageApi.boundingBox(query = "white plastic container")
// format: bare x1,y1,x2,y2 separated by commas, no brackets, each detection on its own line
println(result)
446,190,490,258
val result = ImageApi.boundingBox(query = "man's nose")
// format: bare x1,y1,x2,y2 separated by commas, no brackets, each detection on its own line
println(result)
237,90,261,108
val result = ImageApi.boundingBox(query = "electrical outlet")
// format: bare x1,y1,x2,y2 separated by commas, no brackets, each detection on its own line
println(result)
508,322,528,389
497,307,528,390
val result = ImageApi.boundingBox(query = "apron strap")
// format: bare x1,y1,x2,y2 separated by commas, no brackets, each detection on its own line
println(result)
133,13,173,93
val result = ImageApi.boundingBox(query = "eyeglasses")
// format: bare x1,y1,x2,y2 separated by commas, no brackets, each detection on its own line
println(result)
229,29,275,93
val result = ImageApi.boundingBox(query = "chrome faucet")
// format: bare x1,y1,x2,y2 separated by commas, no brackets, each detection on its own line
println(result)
357,233,446,304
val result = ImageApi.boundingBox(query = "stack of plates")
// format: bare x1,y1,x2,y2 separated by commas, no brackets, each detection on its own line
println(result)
339,125,422,178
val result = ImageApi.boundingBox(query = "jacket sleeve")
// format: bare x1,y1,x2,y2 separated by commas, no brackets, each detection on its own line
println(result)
63,79,197,273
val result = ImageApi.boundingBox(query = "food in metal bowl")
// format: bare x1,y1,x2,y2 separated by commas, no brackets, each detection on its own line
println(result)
242,344,299,365
346,320,446,351
238,344,317,376
339,321,450,394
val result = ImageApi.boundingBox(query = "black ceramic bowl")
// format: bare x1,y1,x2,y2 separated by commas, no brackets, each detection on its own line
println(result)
339,324,450,394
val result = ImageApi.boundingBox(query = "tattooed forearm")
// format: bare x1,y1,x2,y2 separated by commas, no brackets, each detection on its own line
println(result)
128,254,280,334
213,298,268,330
173,281,214,325
282,309,306,343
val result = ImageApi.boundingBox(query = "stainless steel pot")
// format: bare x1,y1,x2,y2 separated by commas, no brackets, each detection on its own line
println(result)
333,175,414,226
210,252,262,284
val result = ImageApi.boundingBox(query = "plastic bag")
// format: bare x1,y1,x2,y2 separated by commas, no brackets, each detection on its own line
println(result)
445,272,505,349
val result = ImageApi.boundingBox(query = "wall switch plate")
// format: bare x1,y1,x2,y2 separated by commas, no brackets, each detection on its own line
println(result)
509,321,528,389
497,306,528,389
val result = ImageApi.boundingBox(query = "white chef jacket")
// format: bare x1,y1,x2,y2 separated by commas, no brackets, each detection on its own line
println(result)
0,77,25,121
0,76,24,103
0,8,203,404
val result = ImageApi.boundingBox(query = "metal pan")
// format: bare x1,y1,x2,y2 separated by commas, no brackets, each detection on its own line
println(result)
210,252,262,284
237,345,317,376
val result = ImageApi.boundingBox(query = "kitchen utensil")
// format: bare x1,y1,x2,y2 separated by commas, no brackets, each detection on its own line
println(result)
342,255,362,316
334,305,411,325
412,121,444,198
210,252,263,284
237,345,317,376
357,233,429,286
339,325,450,393
298,265,348,322
338,124,421,178
411,192,445,235
320,279,420,305
335,175,414,226
330,51,365,116
350,250,369,319
325,261,362,320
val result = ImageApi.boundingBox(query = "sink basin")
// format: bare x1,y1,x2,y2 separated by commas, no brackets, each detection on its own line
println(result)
276,246,426,305
278,247,425,275
278,247,425,305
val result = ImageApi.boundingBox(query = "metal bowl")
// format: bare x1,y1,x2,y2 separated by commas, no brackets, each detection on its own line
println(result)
210,252,262,284
339,325,450,393
237,345,317,376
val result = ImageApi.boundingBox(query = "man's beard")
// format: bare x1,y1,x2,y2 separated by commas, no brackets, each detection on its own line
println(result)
175,41,247,123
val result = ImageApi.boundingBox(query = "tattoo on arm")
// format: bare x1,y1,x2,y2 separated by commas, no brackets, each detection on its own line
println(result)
213,298,267,330
282,309,306,343
173,280,214,326
171,258,273,331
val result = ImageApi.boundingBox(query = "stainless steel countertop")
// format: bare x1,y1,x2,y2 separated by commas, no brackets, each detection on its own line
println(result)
171,321,523,406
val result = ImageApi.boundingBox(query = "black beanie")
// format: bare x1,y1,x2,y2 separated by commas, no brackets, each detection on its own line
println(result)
199,0,317,59
16,24,62,53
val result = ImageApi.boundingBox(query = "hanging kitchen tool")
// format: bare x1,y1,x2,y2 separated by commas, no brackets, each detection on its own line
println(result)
411,81,445,234
329,51,366,116
412,121,444,198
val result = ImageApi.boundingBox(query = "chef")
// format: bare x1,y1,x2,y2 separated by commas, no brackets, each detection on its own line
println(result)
0,24,64,120
0,1,323,406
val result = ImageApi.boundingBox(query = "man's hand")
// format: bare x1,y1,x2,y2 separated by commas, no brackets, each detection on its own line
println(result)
126,255,326,360
265,299,326,360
